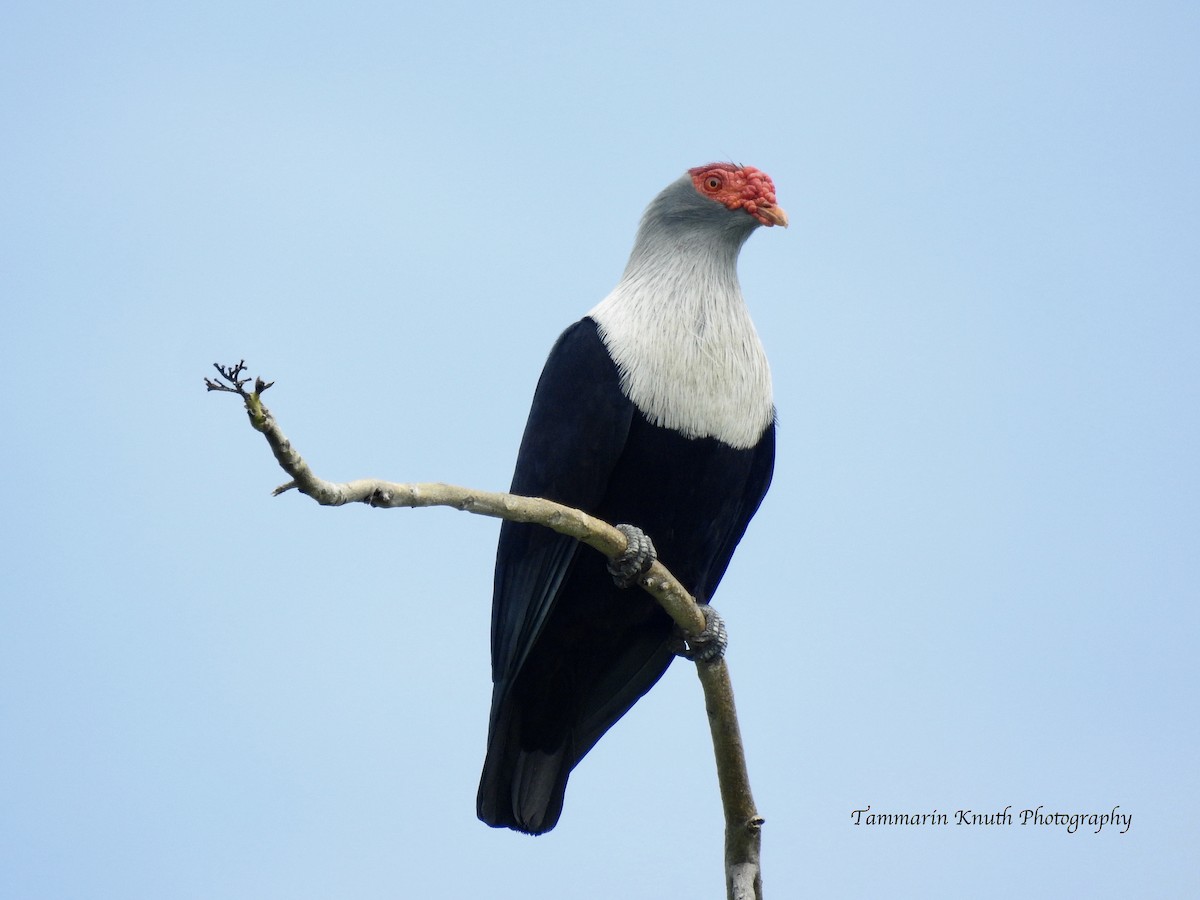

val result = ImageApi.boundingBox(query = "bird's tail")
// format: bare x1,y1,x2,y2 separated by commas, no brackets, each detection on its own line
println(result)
476,693,573,835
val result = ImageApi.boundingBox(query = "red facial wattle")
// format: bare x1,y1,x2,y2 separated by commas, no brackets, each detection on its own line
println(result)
688,163,789,228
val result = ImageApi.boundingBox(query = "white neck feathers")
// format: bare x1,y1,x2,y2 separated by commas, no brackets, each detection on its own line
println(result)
588,211,774,450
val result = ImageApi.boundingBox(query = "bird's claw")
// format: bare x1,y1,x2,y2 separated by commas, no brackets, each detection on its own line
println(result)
607,524,657,588
675,605,729,663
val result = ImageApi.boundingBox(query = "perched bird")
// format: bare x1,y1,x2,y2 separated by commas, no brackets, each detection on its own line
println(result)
478,163,786,834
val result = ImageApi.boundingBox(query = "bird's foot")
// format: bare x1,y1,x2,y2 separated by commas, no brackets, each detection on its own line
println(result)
607,524,657,588
674,605,729,663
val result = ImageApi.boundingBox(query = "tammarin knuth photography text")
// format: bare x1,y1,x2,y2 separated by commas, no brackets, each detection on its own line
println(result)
850,805,1131,834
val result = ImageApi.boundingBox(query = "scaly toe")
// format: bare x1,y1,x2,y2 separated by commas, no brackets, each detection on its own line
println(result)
607,524,657,589
676,605,728,662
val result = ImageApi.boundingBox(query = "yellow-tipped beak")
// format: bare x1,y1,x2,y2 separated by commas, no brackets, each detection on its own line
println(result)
756,203,789,228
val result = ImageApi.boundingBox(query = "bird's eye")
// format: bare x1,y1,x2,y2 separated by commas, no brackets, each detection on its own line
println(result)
704,175,722,192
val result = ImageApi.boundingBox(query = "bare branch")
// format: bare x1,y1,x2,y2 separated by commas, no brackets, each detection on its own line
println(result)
205,360,252,393
206,362,764,899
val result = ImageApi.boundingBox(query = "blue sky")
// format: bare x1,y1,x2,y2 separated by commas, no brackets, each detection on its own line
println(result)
2,2,1197,897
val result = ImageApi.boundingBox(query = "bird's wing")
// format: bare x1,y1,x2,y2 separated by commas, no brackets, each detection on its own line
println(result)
490,317,635,683
693,419,776,603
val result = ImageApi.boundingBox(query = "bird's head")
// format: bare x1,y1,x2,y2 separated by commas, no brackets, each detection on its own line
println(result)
688,163,788,228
